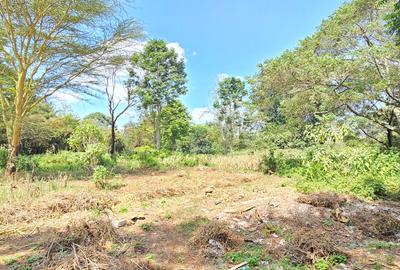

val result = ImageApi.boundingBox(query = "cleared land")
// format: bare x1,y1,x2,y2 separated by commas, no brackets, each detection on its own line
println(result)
1,167,400,269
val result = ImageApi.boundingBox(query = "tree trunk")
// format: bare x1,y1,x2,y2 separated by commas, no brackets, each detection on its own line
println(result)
6,71,26,177
387,128,393,148
6,120,22,177
155,107,161,150
110,119,116,156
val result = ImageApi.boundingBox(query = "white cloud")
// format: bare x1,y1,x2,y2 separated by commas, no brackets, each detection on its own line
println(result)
191,107,215,124
217,73,230,83
166,42,186,62
51,91,81,103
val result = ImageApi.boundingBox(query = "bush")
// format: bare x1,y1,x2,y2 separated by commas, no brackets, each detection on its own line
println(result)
0,146,8,169
294,145,400,199
133,146,160,169
16,151,86,178
92,165,112,189
82,143,114,170
260,149,304,175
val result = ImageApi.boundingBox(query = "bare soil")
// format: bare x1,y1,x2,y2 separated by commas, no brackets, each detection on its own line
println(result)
1,167,399,269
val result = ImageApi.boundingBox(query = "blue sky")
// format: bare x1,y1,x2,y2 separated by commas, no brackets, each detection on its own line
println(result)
58,0,346,125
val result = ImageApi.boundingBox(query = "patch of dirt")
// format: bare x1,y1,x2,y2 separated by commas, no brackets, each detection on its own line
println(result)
297,192,347,209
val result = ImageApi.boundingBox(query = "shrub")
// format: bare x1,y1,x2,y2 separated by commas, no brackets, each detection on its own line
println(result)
82,143,114,170
260,150,278,174
133,146,160,169
92,165,112,189
0,146,8,169
294,145,400,199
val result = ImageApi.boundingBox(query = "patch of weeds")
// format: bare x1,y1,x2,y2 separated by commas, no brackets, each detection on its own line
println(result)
372,263,383,270
118,206,128,214
144,253,155,260
164,212,172,220
322,219,333,228
224,244,266,267
269,258,307,270
263,223,284,236
178,217,209,236
368,240,399,250
140,223,153,232
89,207,103,218
26,255,41,264
313,254,348,270
140,201,150,209
263,223,291,241
386,254,395,265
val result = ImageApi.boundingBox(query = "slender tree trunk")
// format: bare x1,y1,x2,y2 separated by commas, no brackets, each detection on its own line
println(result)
155,106,161,150
110,118,116,156
387,128,393,148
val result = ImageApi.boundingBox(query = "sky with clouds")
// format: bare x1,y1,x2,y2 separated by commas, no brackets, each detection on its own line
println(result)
55,0,346,125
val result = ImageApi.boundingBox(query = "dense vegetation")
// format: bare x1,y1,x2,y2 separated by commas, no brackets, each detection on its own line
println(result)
1,0,400,201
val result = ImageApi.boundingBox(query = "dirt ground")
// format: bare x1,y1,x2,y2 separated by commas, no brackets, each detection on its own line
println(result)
0,167,399,269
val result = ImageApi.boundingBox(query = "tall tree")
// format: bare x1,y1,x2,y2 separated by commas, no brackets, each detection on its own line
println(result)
102,56,136,156
0,0,141,176
128,39,187,150
213,77,247,154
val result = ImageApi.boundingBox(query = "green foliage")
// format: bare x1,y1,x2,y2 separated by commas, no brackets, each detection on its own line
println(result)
260,149,304,176
284,145,400,200
16,151,86,178
260,150,278,174
133,146,161,169
68,121,105,152
140,223,153,232
368,240,400,250
82,143,114,169
214,76,247,154
160,100,191,151
314,254,348,270
92,165,112,189
224,244,266,267
128,39,187,149
178,125,220,154
0,146,8,168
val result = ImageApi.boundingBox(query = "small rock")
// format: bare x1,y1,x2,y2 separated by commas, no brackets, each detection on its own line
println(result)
268,202,280,208
205,186,215,195
215,200,223,205
111,219,127,228
131,216,146,223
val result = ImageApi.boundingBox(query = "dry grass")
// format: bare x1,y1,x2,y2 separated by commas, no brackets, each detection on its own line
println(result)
205,154,262,171
0,192,118,225
351,210,400,240
190,221,244,255
297,192,347,209
282,228,339,264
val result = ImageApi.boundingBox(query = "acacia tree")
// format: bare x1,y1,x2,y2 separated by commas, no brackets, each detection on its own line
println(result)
213,77,247,155
0,0,140,176
128,39,187,150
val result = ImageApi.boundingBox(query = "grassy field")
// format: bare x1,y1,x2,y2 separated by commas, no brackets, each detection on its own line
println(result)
1,161,399,270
